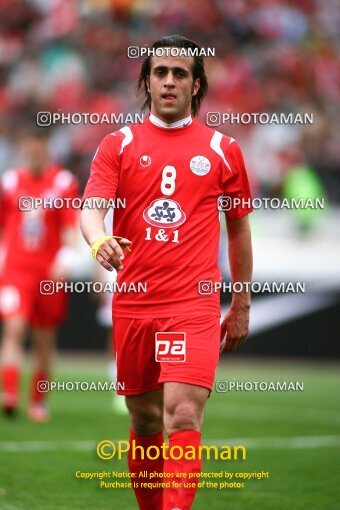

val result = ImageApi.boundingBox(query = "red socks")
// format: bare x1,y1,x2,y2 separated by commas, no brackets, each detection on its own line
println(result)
128,429,202,509
1,365,20,408
1,367,49,411
163,429,202,510
30,370,49,404
128,428,165,510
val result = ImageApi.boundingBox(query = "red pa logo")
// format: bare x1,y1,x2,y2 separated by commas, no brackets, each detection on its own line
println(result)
155,332,186,362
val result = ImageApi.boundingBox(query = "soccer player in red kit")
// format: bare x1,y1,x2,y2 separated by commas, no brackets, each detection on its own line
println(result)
0,129,79,421
81,35,253,509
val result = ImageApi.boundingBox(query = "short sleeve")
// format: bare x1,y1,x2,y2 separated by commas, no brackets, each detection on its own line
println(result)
221,139,253,219
82,132,122,202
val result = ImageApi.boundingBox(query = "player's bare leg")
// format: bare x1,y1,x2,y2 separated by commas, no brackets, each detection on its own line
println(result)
163,382,210,510
126,389,163,435
28,326,56,422
125,389,164,510
0,316,27,415
107,333,128,414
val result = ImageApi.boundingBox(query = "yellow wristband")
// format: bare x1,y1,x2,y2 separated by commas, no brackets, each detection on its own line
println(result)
91,236,113,260
91,235,131,260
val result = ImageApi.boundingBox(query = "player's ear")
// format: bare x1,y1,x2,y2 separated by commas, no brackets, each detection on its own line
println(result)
192,78,200,97
145,75,150,94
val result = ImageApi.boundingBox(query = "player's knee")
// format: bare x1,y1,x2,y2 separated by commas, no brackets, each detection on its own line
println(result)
2,318,26,343
127,401,163,435
164,401,200,434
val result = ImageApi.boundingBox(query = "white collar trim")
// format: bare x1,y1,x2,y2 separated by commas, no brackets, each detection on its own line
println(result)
149,113,192,129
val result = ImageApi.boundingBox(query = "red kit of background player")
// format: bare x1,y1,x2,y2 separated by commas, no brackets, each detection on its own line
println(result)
0,165,78,325
0,149,78,421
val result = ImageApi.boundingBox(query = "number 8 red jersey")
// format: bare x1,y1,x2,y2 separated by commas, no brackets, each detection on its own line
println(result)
83,115,253,318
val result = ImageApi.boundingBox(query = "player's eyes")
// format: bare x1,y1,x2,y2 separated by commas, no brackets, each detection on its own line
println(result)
154,68,186,78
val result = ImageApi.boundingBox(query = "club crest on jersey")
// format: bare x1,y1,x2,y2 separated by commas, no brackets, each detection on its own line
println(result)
143,198,186,228
139,155,151,167
190,155,211,176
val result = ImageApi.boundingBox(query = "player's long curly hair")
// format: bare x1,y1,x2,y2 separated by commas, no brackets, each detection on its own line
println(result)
136,35,208,117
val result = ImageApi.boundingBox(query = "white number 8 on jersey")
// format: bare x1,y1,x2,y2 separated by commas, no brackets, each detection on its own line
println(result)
161,165,176,196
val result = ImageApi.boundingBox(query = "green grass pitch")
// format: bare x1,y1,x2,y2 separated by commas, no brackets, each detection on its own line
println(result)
0,357,339,510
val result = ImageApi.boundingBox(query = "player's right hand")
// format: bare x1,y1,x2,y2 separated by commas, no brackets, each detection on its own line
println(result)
96,237,132,271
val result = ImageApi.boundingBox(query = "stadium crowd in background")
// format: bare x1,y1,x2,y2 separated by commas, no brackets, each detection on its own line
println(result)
0,0,339,202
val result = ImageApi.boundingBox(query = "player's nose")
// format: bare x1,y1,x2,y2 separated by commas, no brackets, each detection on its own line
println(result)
164,71,175,87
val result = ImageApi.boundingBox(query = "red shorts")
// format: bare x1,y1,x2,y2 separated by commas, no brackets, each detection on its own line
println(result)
112,315,220,395
0,272,67,327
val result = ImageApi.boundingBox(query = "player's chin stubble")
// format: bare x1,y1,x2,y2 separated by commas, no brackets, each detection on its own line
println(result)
154,97,190,123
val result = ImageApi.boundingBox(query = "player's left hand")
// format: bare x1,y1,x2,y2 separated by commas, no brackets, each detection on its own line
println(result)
220,304,250,353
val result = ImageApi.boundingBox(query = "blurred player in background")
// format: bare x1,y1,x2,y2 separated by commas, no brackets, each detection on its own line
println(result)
0,128,79,421
81,35,253,510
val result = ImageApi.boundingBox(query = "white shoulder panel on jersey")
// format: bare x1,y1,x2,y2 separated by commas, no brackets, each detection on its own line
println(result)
210,131,232,172
1,169,18,191
92,145,100,162
118,126,133,155
54,169,74,189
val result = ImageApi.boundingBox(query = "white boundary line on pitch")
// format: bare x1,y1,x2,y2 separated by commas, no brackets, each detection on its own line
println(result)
0,436,339,452
207,403,340,426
